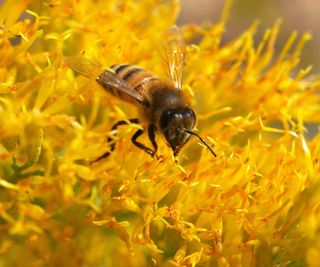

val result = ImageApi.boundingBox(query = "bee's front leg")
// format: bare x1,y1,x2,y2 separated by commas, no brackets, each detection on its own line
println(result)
131,124,158,158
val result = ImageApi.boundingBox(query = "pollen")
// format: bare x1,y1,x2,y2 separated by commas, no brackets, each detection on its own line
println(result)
0,0,319,266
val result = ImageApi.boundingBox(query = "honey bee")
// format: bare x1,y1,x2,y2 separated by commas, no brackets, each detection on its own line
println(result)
65,26,216,161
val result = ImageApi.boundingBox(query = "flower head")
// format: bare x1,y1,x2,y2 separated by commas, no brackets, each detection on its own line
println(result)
0,0,319,266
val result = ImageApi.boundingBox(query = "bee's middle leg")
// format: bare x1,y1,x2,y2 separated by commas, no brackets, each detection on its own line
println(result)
92,118,139,163
148,124,158,154
132,124,158,158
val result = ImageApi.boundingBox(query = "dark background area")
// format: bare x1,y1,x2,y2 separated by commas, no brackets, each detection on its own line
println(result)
178,0,320,73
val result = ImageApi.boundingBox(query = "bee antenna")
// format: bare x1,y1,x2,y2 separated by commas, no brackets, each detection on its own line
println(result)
185,130,217,157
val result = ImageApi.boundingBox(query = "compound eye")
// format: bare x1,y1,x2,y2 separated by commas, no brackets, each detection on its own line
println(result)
160,109,174,130
183,109,196,129
185,109,195,120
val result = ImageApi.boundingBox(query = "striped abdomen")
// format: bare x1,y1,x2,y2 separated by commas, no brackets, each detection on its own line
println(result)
99,64,159,104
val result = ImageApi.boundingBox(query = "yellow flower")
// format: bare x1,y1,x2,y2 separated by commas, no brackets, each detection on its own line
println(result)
0,0,319,266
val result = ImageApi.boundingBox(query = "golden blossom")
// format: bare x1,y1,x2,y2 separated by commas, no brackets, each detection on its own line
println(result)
0,0,319,266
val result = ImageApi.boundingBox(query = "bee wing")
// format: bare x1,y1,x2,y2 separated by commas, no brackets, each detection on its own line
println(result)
64,57,103,79
64,57,145,104
162,26,186,90
97,70,145,104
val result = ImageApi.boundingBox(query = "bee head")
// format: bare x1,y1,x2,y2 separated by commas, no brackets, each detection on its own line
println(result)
159,108,196,156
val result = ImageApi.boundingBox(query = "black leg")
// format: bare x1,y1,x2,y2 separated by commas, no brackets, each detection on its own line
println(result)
148,124,158,154
173,147,181,157
91,118,139,163
131,127,157,158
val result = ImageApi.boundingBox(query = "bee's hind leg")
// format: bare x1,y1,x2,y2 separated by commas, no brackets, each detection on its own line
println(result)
91,118,139,163
132,124,158,158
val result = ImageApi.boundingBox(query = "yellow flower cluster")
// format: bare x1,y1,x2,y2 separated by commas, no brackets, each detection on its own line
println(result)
1,0,320,266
